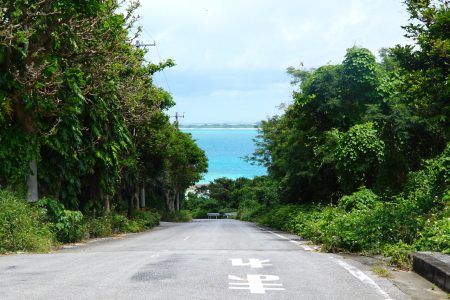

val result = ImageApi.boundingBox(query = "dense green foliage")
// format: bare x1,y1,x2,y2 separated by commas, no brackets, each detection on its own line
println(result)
162,210,193,222
1,0,448,263
0,189,161,252
251,1,449,202
183,0,450,266
242,0,450,263
198,143,448,265
0,190,53,253
184,195,221,219
0,0,207,221
251,143,449,258
131,210,161,229
184,176,278,218
37,197,85,243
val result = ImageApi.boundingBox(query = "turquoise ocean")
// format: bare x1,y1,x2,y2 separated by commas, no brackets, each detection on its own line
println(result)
181,129,267,184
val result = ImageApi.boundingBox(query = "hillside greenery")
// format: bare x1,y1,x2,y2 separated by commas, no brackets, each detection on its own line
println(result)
1,0,449,259
185,0,449,268
0,0,206,252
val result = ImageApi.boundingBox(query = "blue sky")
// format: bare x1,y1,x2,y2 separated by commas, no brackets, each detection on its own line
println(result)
136,0,410,124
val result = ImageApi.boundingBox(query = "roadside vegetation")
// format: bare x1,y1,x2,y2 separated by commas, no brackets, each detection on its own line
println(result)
0,189,160,254
1,0,448,260
186,0,449,269
0,0,207,253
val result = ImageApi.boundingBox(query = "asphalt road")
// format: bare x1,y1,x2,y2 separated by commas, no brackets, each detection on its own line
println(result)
0,219,411,299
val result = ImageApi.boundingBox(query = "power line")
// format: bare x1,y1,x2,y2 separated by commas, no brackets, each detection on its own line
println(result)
137,21,172,94
155,44,171,93
135,40,156,48
170,112,185,124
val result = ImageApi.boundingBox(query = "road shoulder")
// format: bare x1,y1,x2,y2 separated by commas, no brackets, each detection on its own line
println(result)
257,224,448,300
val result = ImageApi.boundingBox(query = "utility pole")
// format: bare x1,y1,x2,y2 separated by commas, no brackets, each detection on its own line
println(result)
170,112,185,126
135,39,155,210
170,112,184,212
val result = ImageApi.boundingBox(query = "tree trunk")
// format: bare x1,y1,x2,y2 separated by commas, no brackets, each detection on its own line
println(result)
140,184,145,208
127,193,133,218
100,188,110,213
165,189,175,211
104,194,110,213
27,160,38,202
176,191,180,212
133,185,139,209
13,93,38,203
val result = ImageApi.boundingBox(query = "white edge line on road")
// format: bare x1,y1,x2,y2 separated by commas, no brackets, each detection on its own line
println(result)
183,236,190,241
265,229,313,252
330,257,393,300
262,228,392,299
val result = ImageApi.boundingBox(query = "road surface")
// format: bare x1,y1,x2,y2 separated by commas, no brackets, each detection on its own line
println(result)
0,220,410,299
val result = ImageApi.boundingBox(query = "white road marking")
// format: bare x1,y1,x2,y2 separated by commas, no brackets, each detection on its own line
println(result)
265,229,314,251
183,236,190,241
271,232,289,240
260,228,390,298
230,258,272,268
330,257,393,300
228,274,285,294
228,275,242,281
288,239,314,251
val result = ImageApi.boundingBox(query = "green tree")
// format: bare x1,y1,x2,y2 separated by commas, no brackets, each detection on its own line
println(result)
335,123,385,192
0,0,207,217
390,0,449,157
251,47,382,203
164,128,208,211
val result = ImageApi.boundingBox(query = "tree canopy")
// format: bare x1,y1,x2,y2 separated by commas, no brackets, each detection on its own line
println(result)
250,0,449,203
0,0,207,213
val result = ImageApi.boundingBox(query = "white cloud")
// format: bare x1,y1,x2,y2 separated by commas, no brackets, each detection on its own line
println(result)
136,0,411,122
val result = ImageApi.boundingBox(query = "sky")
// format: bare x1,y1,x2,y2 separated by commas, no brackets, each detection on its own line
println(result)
136,0,411,124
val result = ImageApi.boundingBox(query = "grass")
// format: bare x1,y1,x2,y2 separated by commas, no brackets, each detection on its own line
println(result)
371,265,392,278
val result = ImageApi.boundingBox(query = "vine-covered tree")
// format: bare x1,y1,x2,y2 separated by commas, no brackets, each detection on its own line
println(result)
0,0,207,214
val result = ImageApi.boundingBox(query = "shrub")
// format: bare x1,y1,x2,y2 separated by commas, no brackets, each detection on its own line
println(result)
0,189,54,253
338,187,379,212
37,198,86,243
132,210,160,227
86,216,112,238
85,210,160,238
161,210,192,222
184,196,221,218
191,208,208,219
415,206,450,254
255,197,423,253
109,214,131,234
53,210,85,243
126,220,144,233
257,205,302,231
318,208,385,252
300,198,422,252
178,210,193,222
403,143,450,212
383,241,414,270
291,206,325,239
238,199,263,221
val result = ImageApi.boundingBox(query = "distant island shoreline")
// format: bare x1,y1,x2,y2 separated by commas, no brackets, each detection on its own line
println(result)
179,123,261,130
180,127,259,130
